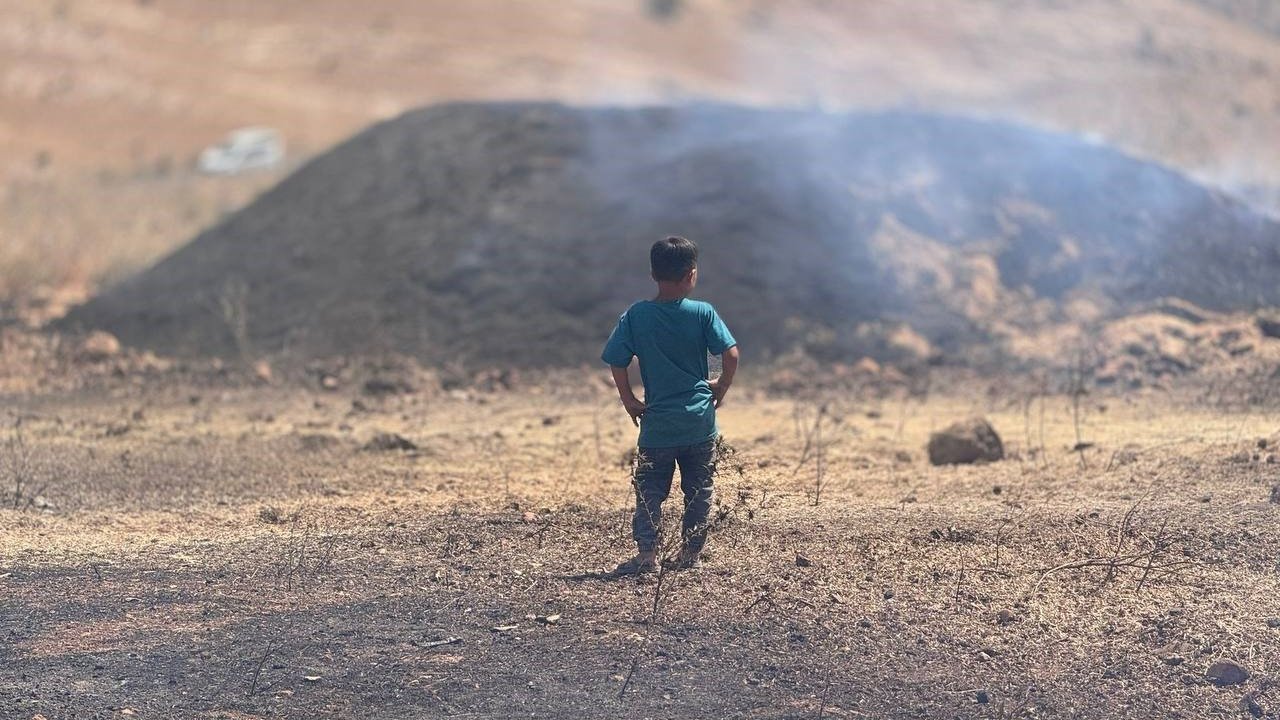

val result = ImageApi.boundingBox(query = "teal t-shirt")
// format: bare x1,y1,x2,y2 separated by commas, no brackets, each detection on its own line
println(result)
601,298,737,448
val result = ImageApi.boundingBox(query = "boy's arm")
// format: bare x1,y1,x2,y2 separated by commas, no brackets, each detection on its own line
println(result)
710,345,739,408
610,366,646,426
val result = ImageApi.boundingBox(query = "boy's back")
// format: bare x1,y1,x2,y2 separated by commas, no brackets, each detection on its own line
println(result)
602,236,738,575
602,298,735,448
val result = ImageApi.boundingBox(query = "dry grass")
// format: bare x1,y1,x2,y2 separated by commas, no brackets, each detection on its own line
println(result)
0,368,1277,718
0,171,283,307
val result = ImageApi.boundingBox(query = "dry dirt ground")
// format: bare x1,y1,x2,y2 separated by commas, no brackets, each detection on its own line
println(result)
2,366,1278,719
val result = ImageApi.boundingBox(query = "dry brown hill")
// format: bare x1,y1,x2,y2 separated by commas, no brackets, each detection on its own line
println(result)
3,0,1279,305
59,102,1280,370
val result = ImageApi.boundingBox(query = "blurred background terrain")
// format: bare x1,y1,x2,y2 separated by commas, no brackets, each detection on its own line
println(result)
3,0,1279,323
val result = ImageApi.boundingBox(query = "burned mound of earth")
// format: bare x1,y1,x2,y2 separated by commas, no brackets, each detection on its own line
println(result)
62,102,1280,368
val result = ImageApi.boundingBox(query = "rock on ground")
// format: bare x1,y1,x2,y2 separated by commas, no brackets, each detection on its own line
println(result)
927,418,1004,465
363,432,418,452
77,331,121,362
1206,659,1249,687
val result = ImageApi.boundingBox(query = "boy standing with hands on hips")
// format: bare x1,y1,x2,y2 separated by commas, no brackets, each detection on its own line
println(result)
601,237,739,574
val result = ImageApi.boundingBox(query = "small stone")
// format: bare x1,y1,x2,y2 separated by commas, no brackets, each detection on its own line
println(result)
857,619,872,628
320,374,340,390
1164,656,1185,666
303,675,321,683
996,609,1016,625
1258,313,1280,339
258,505,284,524
795,553,812,567
975,690,990,704
1264,618,1280,628
78,331,121,361
1113,448,1139,465
363,432,417,452
853,357,882,375
253,360,273,383
1206,659,1249,687
883,589,895,600
364,377,414,396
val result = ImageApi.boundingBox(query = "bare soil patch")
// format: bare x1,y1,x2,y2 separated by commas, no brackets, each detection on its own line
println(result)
2,371,1278,718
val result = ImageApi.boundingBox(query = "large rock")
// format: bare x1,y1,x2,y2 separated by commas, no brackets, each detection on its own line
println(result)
928,418,1004,465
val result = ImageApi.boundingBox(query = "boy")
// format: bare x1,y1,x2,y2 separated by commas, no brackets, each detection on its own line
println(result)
601,236,739,574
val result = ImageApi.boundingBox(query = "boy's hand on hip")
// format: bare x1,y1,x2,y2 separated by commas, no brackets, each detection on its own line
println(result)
709,378,730,408
621,396,646,426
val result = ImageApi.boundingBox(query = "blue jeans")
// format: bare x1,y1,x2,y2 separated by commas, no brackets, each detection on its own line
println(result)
632,438,716,554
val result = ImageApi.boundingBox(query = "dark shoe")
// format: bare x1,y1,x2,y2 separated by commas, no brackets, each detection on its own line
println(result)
613,555,657,576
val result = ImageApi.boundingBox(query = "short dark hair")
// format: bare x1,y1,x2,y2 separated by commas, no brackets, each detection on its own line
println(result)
650,236,698,282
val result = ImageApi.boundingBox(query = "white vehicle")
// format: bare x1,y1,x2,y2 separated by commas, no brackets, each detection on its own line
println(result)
197,127,285,175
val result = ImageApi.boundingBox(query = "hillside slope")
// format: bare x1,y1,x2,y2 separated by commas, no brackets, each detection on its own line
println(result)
60,103,1280,369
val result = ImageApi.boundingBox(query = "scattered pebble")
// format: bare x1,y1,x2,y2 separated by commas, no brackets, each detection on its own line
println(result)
363,432,417,452
1206,659,1249,687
